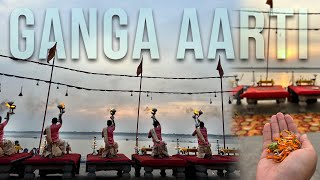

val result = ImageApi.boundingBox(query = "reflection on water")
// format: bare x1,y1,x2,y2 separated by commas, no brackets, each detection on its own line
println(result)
4,131,239,160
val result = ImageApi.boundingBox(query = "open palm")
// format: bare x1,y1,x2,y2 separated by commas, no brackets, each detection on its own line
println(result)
256,112,317,180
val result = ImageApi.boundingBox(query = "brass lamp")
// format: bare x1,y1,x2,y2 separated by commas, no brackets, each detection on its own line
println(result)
6,101,16,114
57,103,66,114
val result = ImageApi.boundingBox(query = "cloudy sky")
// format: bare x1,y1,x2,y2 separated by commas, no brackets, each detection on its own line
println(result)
0,0,240,134
236,0,320,68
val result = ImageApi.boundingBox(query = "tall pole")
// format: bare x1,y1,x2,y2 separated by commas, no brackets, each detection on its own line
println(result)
135,71,143,151
220,78,226,149
252,71,255,86
291,71,294,86
266,9,272,80
38,53,56,150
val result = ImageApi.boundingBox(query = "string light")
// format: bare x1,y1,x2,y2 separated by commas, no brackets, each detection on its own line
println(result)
65,87,69,97
57,85,59,89
228,96,232,104
235,9,320,15
214,92,217,97
0,54,236,80
210,98,212,104
36,80,39,86
0,72,235,95
131,91,133,96
147,92,149,97
233,26,320,31
150,92,153,100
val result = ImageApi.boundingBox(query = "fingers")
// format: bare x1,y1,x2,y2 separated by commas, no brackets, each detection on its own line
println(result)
284,114,300,137
261,123,272,159
300,134,314,150
262,123,272,149
270,115,280,141
277,112,288,132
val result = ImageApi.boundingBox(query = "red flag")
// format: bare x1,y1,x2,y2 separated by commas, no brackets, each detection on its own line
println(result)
216,58,224,78
266,0,273,8
47,43,57,63
136,57,143,76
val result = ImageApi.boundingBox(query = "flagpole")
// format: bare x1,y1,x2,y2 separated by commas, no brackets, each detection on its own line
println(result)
266,8,272,80
38,50,56,150
220,77,226,149
135,62,143,152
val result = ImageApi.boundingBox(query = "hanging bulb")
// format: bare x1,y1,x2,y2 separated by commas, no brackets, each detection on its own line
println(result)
65,88,68,96
131,91,133,96
57,85,59,89
210,98,212,104
36,80,39,86
150,93,153,100
147,92,149,97
228,96,232,104
214,92,217,97
19,86,23,97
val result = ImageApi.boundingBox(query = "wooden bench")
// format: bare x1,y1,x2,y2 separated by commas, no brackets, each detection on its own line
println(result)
219,149,240,156
0,153,32,179
86,154,131,179
132,154,186,179
257,79,275,86
23,153,81,179
296,79,315,86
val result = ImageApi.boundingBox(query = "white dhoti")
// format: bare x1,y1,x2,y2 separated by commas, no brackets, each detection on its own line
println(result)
0,139,16,157
150,128,169,158
197,144,212,159
42,126,66,158
195,128,212,159
102,127,118,158
102,142,118,158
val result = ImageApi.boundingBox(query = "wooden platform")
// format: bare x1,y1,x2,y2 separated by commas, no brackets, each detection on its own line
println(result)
0,153,32,178
86,154,131,179
288,85,320,112
131,154,187,179
23,153,81,179
173,154,239,179
240,85,289,114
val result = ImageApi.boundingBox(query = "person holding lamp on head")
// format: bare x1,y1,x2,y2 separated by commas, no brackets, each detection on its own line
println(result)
102,108,118,158
148,108,169,158
192,110,212,159
0,102,16,157
42,103,67,158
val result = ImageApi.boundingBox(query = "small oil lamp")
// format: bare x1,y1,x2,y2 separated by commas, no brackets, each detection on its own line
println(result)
57,103,65,114
6,102,16,114
92,137,97,155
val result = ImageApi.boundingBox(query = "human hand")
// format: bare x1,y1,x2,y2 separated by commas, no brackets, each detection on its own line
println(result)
256,112,317,180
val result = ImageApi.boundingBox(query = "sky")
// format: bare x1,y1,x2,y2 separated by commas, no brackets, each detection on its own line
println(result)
0,0,239,134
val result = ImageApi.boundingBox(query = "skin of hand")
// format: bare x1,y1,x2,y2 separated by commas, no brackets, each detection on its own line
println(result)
256,112,317,180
